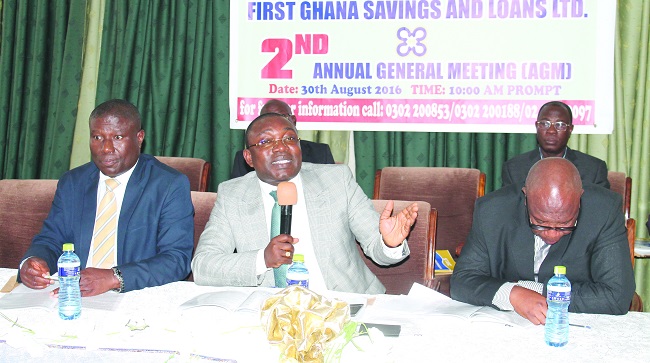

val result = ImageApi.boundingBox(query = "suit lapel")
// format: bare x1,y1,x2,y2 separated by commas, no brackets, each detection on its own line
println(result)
510,204,536,280
300,166,332,276
239,175,273,249
79,167,100,268
117,157,147,263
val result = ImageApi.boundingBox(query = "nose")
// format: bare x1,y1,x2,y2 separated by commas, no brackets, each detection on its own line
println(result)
546,124,558,134
271,139,289,151
102,139,115,153
540,230,568,244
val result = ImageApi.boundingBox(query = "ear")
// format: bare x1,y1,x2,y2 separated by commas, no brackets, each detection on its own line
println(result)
243,149,254,168
137,129,145,148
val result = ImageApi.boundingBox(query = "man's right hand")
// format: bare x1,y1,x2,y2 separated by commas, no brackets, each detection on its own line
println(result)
19,257,54,289
264,234,298,268
510,285,548,325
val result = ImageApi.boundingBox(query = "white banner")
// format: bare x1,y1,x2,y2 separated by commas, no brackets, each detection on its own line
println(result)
230,0,615,134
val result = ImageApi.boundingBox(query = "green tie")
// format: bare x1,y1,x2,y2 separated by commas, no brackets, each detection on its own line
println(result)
270,190,287,287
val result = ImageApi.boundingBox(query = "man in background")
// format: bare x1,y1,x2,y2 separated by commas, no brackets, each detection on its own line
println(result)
19,99,194,296
451,158,634,324
230,99,335,179
501,101,609,188
193,113,418,294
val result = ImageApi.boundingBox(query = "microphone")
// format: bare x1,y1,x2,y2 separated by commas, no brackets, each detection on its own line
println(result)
277,181,297,235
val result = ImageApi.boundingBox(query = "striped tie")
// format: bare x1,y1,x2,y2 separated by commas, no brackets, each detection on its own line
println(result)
91,179,120,268
270,190,288,287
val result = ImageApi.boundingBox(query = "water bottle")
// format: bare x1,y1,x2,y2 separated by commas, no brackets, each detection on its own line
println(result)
545,265,571,347
286,254,309,288
58,243,81,320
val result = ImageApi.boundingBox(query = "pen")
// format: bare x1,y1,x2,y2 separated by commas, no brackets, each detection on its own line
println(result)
569,323,591,329
44,274,58,280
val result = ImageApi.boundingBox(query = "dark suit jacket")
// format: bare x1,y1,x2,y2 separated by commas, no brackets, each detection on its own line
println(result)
22,154,194,292
230,139,335,179
450,183,635,315
501,148,610,188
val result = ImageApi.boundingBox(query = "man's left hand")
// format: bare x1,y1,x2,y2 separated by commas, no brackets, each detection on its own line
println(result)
379,201,418,247
51,267,119,297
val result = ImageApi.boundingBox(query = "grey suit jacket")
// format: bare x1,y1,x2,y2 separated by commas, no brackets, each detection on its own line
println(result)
450,183,635,315
501,148,610,188
191,163,409,294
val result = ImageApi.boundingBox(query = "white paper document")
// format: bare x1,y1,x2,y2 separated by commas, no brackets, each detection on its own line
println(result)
365,283,532,327
179,290,274,313
0,281,123,311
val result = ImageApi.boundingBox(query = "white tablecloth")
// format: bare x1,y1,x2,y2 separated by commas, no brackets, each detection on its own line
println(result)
1,268,649,362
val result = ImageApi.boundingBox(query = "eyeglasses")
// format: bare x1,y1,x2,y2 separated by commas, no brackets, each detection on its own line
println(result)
525,197,579,232
247,136,300,149
535,120,571,132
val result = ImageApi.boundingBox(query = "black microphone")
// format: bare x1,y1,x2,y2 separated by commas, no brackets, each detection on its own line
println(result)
277,181,297,235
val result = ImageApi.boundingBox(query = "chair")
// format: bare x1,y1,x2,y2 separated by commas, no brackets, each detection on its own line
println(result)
374,167,485,297
607,171,631,219
155,156,211,192
356,200,437,295
625,218,643,312
0,179,58,268
186,191,218,281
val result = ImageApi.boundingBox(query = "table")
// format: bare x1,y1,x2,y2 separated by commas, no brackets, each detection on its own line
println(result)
1,268,649,362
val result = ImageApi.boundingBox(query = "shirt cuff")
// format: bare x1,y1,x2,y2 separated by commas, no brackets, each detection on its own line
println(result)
382,238,407,258
255,249,271,276
492,282,517,310
516,280,544,295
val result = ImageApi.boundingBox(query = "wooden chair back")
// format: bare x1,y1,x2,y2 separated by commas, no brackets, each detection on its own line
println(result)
156,156,211,192
607,171,632,219
0,179,58,268
356,200,437,295
186,191,217,281
374,167,485,258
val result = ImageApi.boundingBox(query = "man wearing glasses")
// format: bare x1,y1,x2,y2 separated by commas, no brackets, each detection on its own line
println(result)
230,99,335,179
193,113,418,294
501,101,609,188
451,158,634,324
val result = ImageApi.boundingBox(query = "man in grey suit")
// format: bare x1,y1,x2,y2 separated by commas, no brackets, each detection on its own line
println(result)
192,113,418,294
501,101,609,188
451,158,634,324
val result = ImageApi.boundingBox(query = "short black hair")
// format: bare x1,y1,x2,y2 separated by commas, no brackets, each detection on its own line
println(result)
90,99,142,129
537,101,573,124
245,112,292,148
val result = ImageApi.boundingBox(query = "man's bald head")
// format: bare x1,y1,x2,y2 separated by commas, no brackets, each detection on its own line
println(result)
523,158,583,244
260,99,296,126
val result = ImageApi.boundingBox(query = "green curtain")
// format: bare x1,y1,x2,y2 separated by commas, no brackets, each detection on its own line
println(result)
95,0,239,191
0,0,86,179
614,0,650,311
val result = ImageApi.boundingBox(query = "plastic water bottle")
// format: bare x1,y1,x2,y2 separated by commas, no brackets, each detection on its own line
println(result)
58,243,81,320
545,265,571,347
286,254,309,288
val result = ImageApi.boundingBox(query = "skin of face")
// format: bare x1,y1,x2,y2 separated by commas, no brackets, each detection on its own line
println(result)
524,190,580,245
89,114,145,177
536,104,574,157
243,116,302,186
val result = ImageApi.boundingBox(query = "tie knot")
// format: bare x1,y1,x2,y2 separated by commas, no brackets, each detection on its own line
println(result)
269,190,278,202
105,179,120,191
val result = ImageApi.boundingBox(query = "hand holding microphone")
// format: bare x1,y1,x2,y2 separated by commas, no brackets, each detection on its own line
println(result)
264,182,299,268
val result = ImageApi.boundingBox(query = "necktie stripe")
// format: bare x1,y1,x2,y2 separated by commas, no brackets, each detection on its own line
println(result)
91,179,120,269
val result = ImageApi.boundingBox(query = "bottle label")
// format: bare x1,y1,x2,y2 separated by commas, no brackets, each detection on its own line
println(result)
547,288,571,302
59,263,80,278
286,278,309,288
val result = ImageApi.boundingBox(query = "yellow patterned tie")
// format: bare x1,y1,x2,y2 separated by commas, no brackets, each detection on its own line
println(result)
91,179,120,268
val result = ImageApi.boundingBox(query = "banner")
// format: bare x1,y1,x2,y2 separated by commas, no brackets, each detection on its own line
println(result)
230,1,615,133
